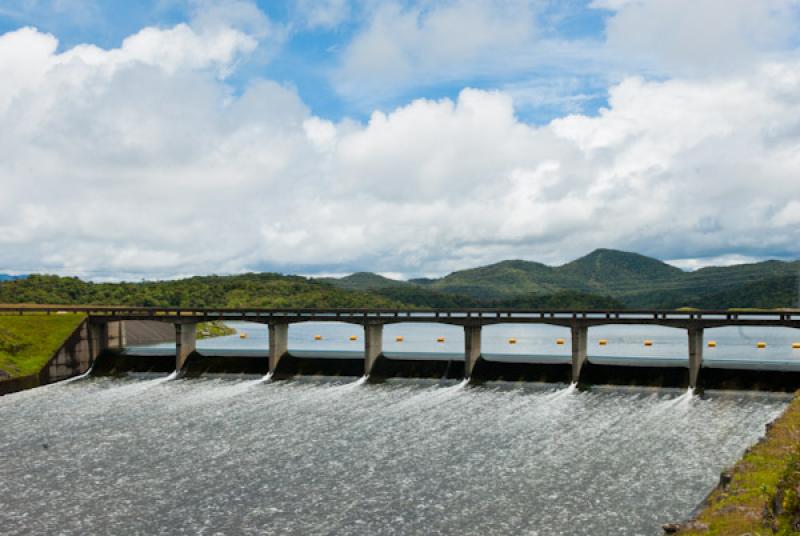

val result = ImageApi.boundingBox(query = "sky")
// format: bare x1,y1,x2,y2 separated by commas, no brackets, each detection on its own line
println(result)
0,0,799,280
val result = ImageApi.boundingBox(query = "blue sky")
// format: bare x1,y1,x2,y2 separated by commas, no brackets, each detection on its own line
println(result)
0,0,613,122
0,0,799,279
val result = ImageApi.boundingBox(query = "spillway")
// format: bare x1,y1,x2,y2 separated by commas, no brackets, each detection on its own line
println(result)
0,376,787,535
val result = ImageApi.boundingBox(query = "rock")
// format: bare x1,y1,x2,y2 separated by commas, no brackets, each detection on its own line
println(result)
662,523,682,533
719,470,733,488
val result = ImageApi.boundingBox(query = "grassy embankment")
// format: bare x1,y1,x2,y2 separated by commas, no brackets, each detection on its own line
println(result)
0,313,85,380
676,392,800,534
197,321,236,339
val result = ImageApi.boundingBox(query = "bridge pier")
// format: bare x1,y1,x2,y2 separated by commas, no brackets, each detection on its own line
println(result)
688,327,704,389
464,325,482,378
571,324,588,384
364,323,383,377
175,323,197,371
269,322,289,374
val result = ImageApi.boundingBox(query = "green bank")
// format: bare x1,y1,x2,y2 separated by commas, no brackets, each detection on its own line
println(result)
0,313,85,380
674,393,800,535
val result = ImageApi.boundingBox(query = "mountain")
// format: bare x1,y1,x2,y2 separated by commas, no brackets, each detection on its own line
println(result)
323,249,800,309
319,272,407,291
2,250,797,309
0,274,25,282
558,249,683,291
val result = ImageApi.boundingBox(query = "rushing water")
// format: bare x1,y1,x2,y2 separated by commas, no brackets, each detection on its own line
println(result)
0,375,788,535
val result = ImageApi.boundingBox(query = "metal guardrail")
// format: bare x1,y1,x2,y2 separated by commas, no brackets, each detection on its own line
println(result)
0,305,798,326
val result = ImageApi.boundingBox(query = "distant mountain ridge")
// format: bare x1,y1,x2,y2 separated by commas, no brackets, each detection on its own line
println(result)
0,250,796,309
323,249,800,309
0,274,25,282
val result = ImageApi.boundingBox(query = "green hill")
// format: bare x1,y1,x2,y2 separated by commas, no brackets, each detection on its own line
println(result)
323,249,799,309
0,273,403,309
2,249,797,310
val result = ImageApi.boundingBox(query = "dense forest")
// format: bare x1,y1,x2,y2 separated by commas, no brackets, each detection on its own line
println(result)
0,273,620,309
1,249,796,309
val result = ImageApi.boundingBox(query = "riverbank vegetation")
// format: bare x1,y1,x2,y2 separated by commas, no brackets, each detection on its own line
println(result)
675,392,800,534
0,314,84,379
197,321,236,339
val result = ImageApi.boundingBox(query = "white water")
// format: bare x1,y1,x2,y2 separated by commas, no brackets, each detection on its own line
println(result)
0,376,787,535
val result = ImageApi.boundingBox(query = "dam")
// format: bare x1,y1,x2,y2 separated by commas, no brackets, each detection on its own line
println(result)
3,305,799,391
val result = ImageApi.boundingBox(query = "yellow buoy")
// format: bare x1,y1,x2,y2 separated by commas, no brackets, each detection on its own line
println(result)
556,338,565,345
314,335,322,341
598,339,608,346
396,335,404,342
757,341,767,349
508,338,517,344
239,333,247,339
708,341,717,348
349,335,358,341
793,343,800,349
436,336,445,343
643,340,653,347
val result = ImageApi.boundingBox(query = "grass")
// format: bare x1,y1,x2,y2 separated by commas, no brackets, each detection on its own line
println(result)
0,313,85,379
677,392,800,534
197,321,236,339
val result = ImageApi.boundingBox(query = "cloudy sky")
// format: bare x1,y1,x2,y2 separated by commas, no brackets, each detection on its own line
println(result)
1,0,799,280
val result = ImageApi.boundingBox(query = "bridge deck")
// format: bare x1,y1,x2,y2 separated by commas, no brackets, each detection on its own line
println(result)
1,305,798,328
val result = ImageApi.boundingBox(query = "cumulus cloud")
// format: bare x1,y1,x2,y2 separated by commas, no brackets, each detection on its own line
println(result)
1,7,800,279
333,0,540,100
600,0,800,76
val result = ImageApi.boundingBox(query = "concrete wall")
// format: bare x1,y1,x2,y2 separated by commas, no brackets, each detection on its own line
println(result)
124,320,174,346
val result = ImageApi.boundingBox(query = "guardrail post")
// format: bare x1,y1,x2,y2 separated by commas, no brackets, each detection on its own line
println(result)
364,323,384,377
269,321,289,374
464,325,482,378
688,327,704,389
571,323,588,384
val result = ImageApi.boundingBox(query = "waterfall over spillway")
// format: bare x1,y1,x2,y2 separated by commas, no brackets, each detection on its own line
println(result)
0,377,788,536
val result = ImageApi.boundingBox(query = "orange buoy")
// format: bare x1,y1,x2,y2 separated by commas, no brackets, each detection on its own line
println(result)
508,338,517,344
556,338,565,345
598,339,608,346
436,336,445,343
396,335,404,342
757,341,767,349
349,335,358,341
708,341,717,348
793,343,800,349
643,340,653,347
314,335,322,341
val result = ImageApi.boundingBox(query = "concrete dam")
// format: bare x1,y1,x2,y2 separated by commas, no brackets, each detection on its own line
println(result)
7,305,800,391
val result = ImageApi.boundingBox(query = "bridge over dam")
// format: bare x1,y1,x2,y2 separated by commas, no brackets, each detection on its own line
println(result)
5,306,800,391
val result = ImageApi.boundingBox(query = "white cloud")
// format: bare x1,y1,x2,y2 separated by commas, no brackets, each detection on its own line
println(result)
293,0,350,29
600,0,800,76
1,18,800,279
333,0,539,100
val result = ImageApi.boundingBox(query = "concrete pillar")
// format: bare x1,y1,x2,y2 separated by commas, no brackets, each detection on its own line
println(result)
571,324,588,384
364,323,384,377
106,321,126,348
464,325,482,378
269,322,289,373
688,327,704,389
176,323,197,371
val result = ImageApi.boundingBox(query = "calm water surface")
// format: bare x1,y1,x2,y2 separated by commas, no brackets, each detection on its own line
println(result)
0,374,788,535
137,321,800,370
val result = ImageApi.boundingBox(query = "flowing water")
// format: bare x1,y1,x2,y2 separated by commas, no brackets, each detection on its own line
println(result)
0,375,788,535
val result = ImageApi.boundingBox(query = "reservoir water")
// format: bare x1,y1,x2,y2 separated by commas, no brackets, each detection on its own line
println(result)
1,322,796,534
135,321,800,370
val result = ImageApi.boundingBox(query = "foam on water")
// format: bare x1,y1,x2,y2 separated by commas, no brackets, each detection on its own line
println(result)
0,378,788,535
